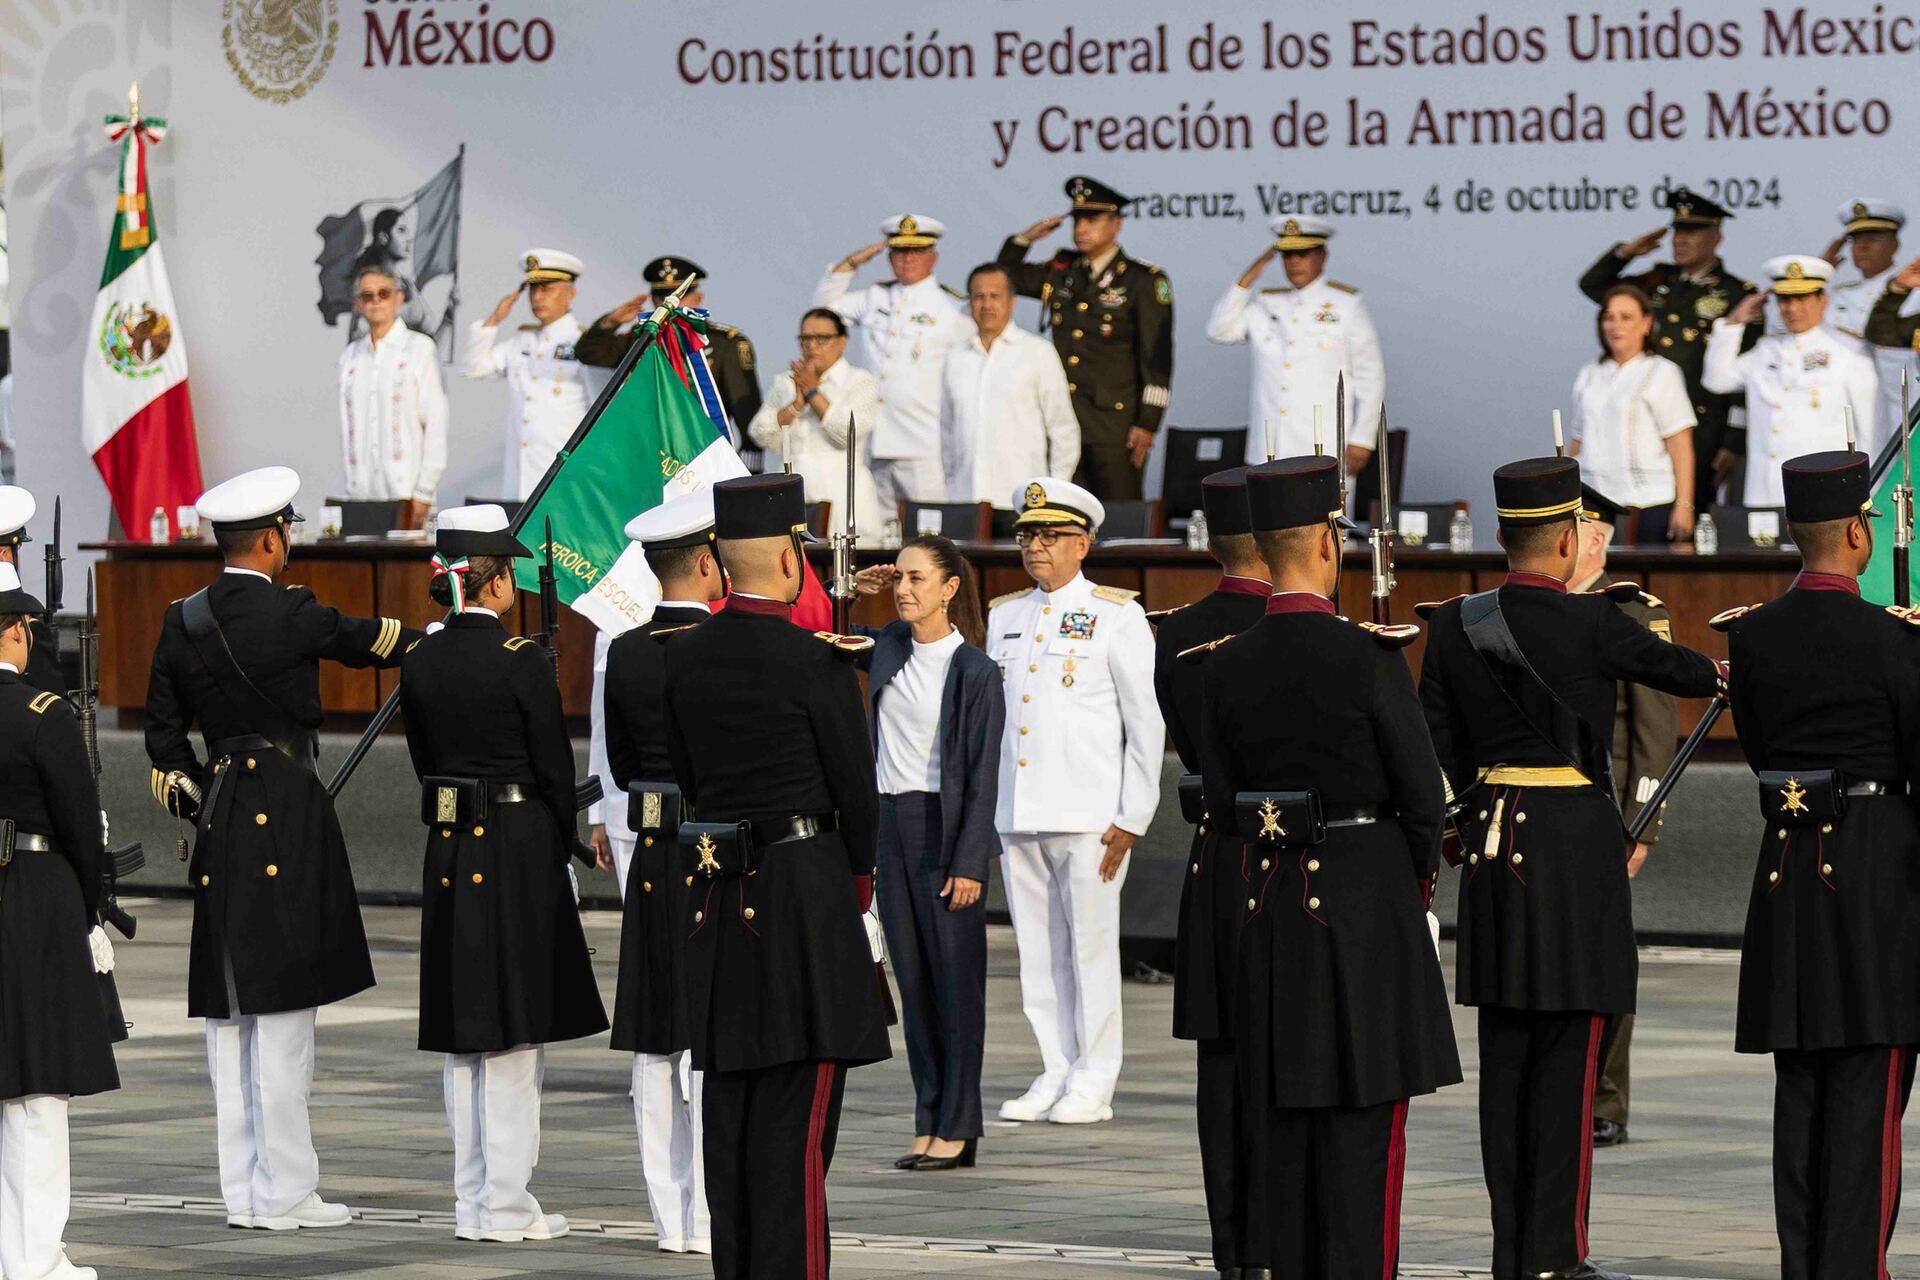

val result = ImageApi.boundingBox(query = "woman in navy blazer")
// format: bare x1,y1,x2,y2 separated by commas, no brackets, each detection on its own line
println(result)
852,535,1004,1171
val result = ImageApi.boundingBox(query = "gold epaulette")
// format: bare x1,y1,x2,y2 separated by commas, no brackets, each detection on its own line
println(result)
370,617,401,661
988,589,1030,610
1601,581,1664,609
941,282,965,301
651,624,698,644
814,630,875,656
1177,634,1236,664
1091,584,1140,605
26,691,59,715
1144,603,1188,627
504,636,535,651
1413,595,1465,620
1886,605,1920,628
1327,279,1359,295
1357,621,1420,648
1709,604,1762,632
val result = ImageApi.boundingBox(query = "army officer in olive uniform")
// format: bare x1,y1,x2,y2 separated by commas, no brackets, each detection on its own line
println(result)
576,256,763,434
1581,188,1758,508
999,176,1173,502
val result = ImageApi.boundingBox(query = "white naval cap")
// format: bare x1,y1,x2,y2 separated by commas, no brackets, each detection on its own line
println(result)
624,489,716,550
883,214,946,250
1764,255,1834,296
521,248,584,284
1013,476,1105,532
434,504,532,558
0,486,35,547
196,467,305,532
0,560,40,615
1270,216,1334,250
1840,199,1905,235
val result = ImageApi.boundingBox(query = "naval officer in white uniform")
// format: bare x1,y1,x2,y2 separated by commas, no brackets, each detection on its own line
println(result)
989,478,1163,1126
814,215,976,511
1825,199,1917,434
462,250,590,500
1705,255,1881,507
1205,216,1384,473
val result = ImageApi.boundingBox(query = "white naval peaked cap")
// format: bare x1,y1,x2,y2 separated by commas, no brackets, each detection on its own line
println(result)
196,467,304,531
0,558,37,617
1840,198,1905,235
1763,255,1834,296
1269,215,1334,250
883,214,946,249
436,504,511,535
0,486,36,545
434,503,532,558
521,248,584,283
0,562,20,592
1012,476,1105,531
624,489,717,549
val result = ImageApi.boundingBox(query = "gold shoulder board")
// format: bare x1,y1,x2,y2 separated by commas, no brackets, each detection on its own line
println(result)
941,282,965,301
1412,594,1465,620
504,636,535,651
813,630,876,655
1091,584,1140,605
1144,603,1189,626
1358,621,1421,648
1708,604,1760,632
27,692,60,715
1327,279,1359,295
988,589,1031,610
1601,581,1663,608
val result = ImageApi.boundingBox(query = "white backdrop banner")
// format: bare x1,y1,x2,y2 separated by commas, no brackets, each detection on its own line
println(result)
1,0,1911,553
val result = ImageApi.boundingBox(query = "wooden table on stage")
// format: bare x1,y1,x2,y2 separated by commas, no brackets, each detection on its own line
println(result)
89,538,1796,741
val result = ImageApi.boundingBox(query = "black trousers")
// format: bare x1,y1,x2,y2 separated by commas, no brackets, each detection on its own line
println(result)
1477,1007,1608,1279
1773,1045,1915,1280
705,1059,846,1280
878,793,986,1140
1196,1038,1244,1272
1241,1093,1409,1278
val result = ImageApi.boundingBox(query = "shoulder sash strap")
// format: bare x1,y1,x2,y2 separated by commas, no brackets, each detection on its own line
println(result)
180,588,318,772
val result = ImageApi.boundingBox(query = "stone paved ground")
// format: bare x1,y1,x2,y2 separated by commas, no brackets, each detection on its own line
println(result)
59,904,1913,1279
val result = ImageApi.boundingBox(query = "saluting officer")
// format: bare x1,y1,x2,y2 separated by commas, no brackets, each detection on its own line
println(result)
661,473,890,1279
1581,188,1758,507
576,256,763,432
1145,466,1270,1278
144,466,418,1233
1823,199,1913,439
0,561,118,1280
462,250,591,500
400,505,607,1244
1194,456,1459,1280
1719,450,1920,1280
0,486,61,693
1419,456,1722,1280
999,176,1173,501
604,491,727,1257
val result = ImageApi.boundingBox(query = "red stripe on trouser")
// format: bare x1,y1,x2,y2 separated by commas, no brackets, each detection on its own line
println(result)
1879,1047,1907,1280
1574,1014,1604,1258
805,1062,836,1280
1380,1099,1410,1280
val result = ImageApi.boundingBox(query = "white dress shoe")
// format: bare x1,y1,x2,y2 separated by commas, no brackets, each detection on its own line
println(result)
1047,1092,1114,1124
688,1236,713,1254
226,1214,256,1229
482,1212,569,1243
36,1255,98,1280
453,1226,485,1241
998,1084,1064,1122
657,1234,688,1252
254,1192,352,1230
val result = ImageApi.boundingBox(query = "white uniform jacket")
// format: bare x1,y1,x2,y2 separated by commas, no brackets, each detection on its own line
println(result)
1206,276,1384,461
461,314,589,500
812,269,975,462
1704,321,1881,506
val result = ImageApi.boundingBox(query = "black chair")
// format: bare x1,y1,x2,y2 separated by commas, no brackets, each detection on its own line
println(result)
803,501,832,539
1099,499,1165,539
1160,426,1251,520
462,497,524,522
323,498,404,538
899,500,993,542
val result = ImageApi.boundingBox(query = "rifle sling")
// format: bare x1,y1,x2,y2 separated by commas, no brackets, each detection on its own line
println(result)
180,589,318,774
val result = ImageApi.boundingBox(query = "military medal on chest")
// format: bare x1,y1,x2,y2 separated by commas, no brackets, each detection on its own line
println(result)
1062,657,1075,688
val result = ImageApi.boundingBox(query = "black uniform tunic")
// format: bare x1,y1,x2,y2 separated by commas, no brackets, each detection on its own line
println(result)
0,670,118,1100
605,603,711,1056
1419,574,1720,1014
1726,579,1920,1053
400,613,607,1054
662,599,890,1073
144,571,417,1018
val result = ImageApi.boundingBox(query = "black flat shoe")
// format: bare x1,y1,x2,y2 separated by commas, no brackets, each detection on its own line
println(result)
1543,1262,1631,1280
912,1138,977,1170
892,1152,927,1170
1592,1118,1628,1148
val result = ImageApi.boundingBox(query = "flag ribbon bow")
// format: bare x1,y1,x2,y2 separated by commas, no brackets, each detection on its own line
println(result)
101,90,168,253
431,553,471,613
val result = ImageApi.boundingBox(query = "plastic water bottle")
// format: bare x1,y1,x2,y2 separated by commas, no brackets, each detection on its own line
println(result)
1186,508,1208,550
1448,502,1473,554
148,505,170,544
1693,509,1718,556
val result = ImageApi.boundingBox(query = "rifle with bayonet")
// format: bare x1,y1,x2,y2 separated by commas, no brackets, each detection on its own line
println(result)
1896,369,1912,609
1369,405,1396,625
1332,373,1347,615
77,570,144,938
44,497,62,650
830,414,858,632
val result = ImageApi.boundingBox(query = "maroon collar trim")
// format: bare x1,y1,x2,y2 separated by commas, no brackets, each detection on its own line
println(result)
1218,575,1272,597
1265,592,1336,616
1791,571,1861,596
1504,571,1569,594
724,593,792,618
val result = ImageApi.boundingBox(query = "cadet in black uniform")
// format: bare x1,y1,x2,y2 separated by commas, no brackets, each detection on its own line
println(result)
576,255,762,431
1194,455,1459,1280
998,175,1173,502
143,466,418,1232
0,563,117,1280
605,491,727,1255
663,473,890,1280
1579,188,1759,507
400,504,607,1244
0,486,62,694
1419,456,1722,1280
1719,450,1920,1280
1146,465,1271,1278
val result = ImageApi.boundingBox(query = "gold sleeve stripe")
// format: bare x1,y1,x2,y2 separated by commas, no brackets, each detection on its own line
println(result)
27,692,58,715
370,617,400,660
150,768,165,803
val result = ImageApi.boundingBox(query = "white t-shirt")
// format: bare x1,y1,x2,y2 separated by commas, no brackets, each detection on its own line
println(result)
1570,352,1696,508
875,628,963,796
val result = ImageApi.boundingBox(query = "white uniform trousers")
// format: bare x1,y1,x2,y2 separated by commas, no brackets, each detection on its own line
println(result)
610,833,636,898
1000,832,1129,1103
443,1046,546,1235
0,1095,70,1280
632,1052,708,1249
872,457,945,511
205,1008,320,1219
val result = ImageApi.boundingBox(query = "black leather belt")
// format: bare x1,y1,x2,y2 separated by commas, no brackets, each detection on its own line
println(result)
1326,804,1391,828
10,833,51,852
489,783,532,804
747,813,839,846
210,733,318,774
1848,781,1901,798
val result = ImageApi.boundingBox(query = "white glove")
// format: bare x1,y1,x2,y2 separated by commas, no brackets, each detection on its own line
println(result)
1427,910,1441,959
863,911,886,962
566,861,581,905
88,926,116,975
426,621,446,635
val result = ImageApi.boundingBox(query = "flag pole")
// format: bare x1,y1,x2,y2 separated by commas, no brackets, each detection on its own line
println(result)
324,273,702,799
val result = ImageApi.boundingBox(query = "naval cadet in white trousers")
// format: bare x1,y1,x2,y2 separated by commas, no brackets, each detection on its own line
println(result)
989,478,1164,1126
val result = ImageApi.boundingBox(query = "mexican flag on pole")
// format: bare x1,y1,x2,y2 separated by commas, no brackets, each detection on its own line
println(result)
82,92,203,541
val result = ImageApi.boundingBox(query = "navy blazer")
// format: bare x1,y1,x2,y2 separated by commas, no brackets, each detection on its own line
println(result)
855,621,1005,883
